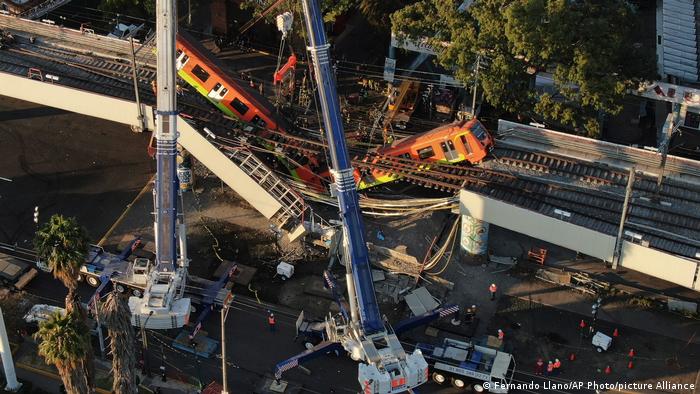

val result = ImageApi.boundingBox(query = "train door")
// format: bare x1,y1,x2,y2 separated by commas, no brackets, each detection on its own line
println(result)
440,140,460,161
459,135,474,159
208,82,229,101
459,133,488,164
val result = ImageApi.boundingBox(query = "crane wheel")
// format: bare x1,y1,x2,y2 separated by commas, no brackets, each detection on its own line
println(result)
432,372,446,385
451,377,466,389
86,276,100,287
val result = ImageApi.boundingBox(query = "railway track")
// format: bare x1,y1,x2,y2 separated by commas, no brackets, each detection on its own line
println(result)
2,38,700,259
0,242,39,264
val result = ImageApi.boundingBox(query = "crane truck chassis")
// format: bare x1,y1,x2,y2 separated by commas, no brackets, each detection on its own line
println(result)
416,338,516,392
79,244,230,306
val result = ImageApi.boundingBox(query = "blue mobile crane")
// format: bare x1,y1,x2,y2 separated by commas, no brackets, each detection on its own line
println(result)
273,1,458,392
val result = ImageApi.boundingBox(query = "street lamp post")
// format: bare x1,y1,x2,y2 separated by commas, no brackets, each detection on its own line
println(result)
471,54,481,117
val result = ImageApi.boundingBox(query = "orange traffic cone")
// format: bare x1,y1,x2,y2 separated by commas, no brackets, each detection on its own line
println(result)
569,352,576,361
604,365,612,374
628,348,635,358
628,360,634,369
613,328,619,337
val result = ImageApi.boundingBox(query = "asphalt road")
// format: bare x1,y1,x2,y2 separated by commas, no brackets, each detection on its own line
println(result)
0,95,154,245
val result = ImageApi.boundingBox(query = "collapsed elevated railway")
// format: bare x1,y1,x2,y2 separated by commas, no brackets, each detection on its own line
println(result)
1,14,699,291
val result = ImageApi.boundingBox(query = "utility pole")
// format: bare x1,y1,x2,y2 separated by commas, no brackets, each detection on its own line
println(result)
220,298,231,394
612,167,635,269
140,311,154,377
130,37,146,133
471,54,481,118
94,301,105,359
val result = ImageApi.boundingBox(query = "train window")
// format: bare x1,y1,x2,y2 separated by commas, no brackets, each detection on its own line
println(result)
176,52,190,70
460,135,473,155
401,153,411,159
251,115,267,128
417,146,435,160
447,140,455,150
231,98,249,116
471,121,487,141
191,65,210,83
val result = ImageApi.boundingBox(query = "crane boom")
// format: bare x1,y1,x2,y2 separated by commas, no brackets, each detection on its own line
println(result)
129,0,190,329
300,0,429,392
300,0,383,335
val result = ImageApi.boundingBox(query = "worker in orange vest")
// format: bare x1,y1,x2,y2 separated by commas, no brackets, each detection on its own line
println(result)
489,283,498,301
535,358,544,375
268,312,276,333
553,358,561,375
546,361,554,376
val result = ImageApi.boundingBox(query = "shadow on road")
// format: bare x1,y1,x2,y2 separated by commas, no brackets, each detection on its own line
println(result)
0,107,68,121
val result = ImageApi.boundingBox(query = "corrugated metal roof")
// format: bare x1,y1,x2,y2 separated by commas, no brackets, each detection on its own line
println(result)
662,0,699,81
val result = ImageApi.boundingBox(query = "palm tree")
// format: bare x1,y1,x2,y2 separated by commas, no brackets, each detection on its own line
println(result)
102,291,138,394
34,214,95,389
34,311,93,393
34,214,88,313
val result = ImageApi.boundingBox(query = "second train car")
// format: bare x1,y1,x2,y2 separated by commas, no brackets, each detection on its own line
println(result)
358,118,494,189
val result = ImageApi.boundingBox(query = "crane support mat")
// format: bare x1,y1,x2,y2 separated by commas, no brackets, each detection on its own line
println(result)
431,317,480,338
172,330,219,358
254,375,303,394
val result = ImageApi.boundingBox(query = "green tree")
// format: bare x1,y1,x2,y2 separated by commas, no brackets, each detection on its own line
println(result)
391,0,655,137
34,311,94,394
243,0,408,31
102,291,138,394
99,0,155,18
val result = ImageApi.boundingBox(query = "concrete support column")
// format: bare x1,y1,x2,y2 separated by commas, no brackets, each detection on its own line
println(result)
460,214,489,263
0,307,21,391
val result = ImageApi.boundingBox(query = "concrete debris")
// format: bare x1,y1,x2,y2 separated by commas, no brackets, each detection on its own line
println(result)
488,254,517,266
404,286,439,316
667,298,698,314
374,273,413,304
371,269,385,282
535,268,609,296
367,242,422,276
